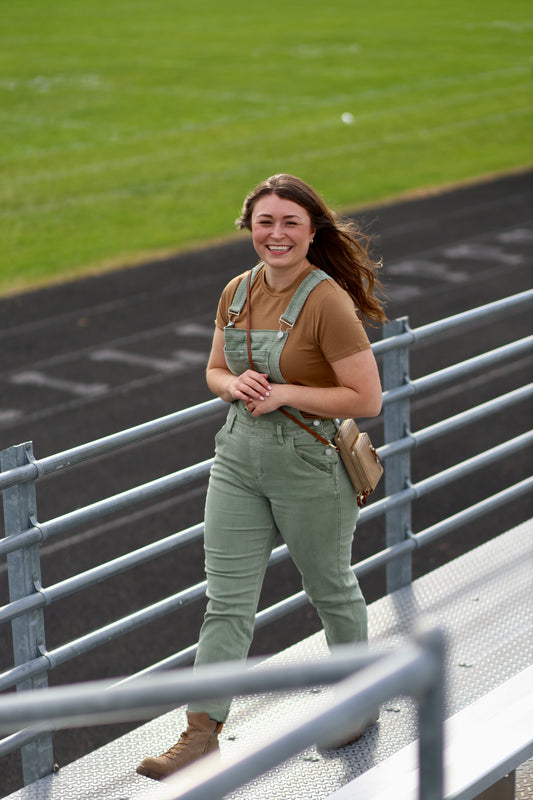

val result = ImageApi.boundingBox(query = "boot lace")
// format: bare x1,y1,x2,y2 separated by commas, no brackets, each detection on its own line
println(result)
164,731,192,757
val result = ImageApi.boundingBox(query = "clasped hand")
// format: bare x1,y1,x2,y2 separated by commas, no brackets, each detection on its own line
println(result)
230,370,282,416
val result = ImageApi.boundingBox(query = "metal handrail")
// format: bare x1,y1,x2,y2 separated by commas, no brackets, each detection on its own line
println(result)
2,338,530,561
1,288,530,492
372,288,532,355
0,398,226,492
1,289,531,790
0,630,446,800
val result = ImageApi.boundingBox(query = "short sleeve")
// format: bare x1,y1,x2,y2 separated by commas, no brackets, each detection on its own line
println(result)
313,280,370,361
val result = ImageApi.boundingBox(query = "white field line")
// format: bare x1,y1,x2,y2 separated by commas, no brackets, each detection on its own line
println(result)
2,82,529,191
464,20,533,32
3,15,532,47
0,106,528,220
0,64,527,163
291,107,530,167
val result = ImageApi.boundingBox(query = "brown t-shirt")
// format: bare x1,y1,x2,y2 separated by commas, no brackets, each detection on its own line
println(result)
215,264,370,388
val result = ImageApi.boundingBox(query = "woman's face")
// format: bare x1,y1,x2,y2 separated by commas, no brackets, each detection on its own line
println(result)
251,194,315,273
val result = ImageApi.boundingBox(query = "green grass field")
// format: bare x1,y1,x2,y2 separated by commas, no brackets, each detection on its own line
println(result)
1,0,531,296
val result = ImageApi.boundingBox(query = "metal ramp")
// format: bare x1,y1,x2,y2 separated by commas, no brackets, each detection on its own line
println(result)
4,520,532,800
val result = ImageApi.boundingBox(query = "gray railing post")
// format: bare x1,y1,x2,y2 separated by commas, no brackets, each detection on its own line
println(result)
382,318,413,591
1,443,54,784
416,627,446,800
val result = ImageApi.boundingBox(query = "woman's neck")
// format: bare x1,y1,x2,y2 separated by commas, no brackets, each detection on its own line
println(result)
263,259,311,291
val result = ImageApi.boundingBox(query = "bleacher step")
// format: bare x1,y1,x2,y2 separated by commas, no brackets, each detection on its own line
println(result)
4,519,532,800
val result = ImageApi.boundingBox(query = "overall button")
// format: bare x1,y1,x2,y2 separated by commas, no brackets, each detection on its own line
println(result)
325,448,334,456
313,420,321,427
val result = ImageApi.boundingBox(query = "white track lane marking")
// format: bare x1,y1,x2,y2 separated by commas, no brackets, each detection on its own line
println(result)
0,409,23,423
89,348,207,372
175,323,214,338
386,260,469,283
10,371,108,396
443,243,525,265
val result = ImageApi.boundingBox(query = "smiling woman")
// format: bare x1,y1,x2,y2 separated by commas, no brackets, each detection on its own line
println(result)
136,173,386,780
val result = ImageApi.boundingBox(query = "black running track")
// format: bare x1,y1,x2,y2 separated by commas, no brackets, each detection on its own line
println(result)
0,170,531,792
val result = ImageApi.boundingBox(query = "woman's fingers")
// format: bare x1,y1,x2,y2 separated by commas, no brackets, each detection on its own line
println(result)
238,371,271,400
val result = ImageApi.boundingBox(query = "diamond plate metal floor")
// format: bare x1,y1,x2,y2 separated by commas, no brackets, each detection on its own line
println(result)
4,520,532,800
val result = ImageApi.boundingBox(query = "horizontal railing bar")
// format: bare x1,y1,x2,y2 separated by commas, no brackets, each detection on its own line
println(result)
412,430,532,498
0,636,441,733
115,644,198,684
379,384,533,461
0,728,41,759
122,643,199,681
0,527,42,557
249,472,532,626
4,429,526,690
0,399,225,491
155,636,444,800
0,523,205,625
124,472,531,685
383,336,533,406
0,645,377,731
412,336,533,396
0,582,206,692
411,289,533,344
0,636,440,759
0,460,213,557
354,478,533,574
0,545,290,690
360,430,532,522
413,476,533,548
2,293,528,493
373,289,533,356
4,388,529,562
0,293,528,499
0,461,38,493
250,532,410,625
38,460,212,540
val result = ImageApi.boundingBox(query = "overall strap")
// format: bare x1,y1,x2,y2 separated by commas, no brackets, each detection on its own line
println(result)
227,263,263,323
245,268,338,451
279,269,329,329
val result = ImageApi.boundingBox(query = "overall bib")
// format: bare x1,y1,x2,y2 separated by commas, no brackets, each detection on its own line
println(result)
190,266,367,722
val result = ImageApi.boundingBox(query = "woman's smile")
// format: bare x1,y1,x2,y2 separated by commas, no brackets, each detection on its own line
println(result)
267,244,292,254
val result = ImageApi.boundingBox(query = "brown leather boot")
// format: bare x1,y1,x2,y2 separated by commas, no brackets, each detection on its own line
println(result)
136,712,223,781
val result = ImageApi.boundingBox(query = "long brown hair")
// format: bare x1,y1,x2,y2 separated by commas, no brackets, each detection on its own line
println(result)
236,173,387,324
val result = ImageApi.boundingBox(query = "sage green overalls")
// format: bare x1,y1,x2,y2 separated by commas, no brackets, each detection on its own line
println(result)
190,266,367,722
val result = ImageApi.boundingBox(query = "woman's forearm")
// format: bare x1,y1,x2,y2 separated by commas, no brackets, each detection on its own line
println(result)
274,382,382,419
206,367,272,406
206,368,238,403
